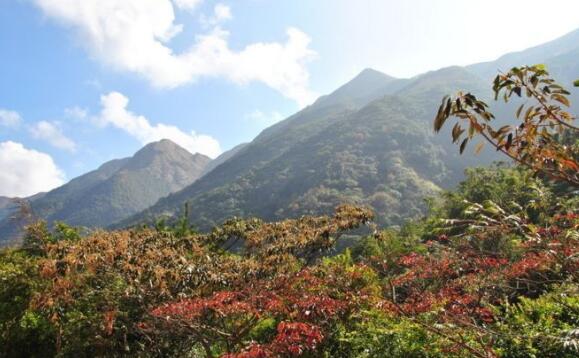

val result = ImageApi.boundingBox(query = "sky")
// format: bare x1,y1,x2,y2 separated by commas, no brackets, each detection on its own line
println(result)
0,0,578,197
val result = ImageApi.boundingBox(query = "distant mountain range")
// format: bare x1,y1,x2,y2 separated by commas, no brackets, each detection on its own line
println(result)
0,139,210,246
2,28,578,245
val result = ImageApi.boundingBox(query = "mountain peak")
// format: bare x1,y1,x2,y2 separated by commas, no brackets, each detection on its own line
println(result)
313,68,401,109
0,138,213,243
355,68,396,81
134,139,187,158
342,68,397,91
126,139,208,172
139,139,211,162
142,139,183,152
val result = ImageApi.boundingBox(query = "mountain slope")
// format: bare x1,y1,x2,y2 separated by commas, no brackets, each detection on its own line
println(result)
124,25,579,231
121,66,499,230
312,68,409,109
0,140,210,245
201,143,249,177
0,197,16,222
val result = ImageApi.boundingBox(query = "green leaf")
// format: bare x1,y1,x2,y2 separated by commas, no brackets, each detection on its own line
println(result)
574,79,579,87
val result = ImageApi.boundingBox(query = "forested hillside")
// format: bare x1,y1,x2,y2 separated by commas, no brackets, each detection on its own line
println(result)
0,140,210,246
123,30,579,231
123,67,496,230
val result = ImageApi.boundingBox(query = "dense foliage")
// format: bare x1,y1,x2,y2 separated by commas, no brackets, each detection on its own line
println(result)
0,66,577,357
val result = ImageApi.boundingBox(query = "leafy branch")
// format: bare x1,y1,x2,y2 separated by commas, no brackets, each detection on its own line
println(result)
434,65,579,187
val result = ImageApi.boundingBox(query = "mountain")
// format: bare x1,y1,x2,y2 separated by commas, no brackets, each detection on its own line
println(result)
121,28,579,231
120,66,497,230
313,68,410,109
201,143,249,177
0,197,16,222
0,192,46,225
0,140,211,245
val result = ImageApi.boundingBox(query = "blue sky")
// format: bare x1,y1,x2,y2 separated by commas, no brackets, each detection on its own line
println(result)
1,0,578,197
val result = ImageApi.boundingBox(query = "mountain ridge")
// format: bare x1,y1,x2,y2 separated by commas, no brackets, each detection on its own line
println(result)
0,139,211,246
119,27,579,231
118,66,496,230
3,27,578,242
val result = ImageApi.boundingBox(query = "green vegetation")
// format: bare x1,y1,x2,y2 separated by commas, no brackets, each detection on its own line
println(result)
124,66,498,231
0,140,211,246
1,163,576,357
0,65,577,357
122,29,579,232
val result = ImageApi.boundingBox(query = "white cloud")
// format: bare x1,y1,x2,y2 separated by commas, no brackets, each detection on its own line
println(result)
97,91,221,158
0,141,66,197
172,0,203,11
29,121,77,152
214,3,231,21
245,110,284,125
34,0,317,107
200,3,232,28
0,109,22,128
